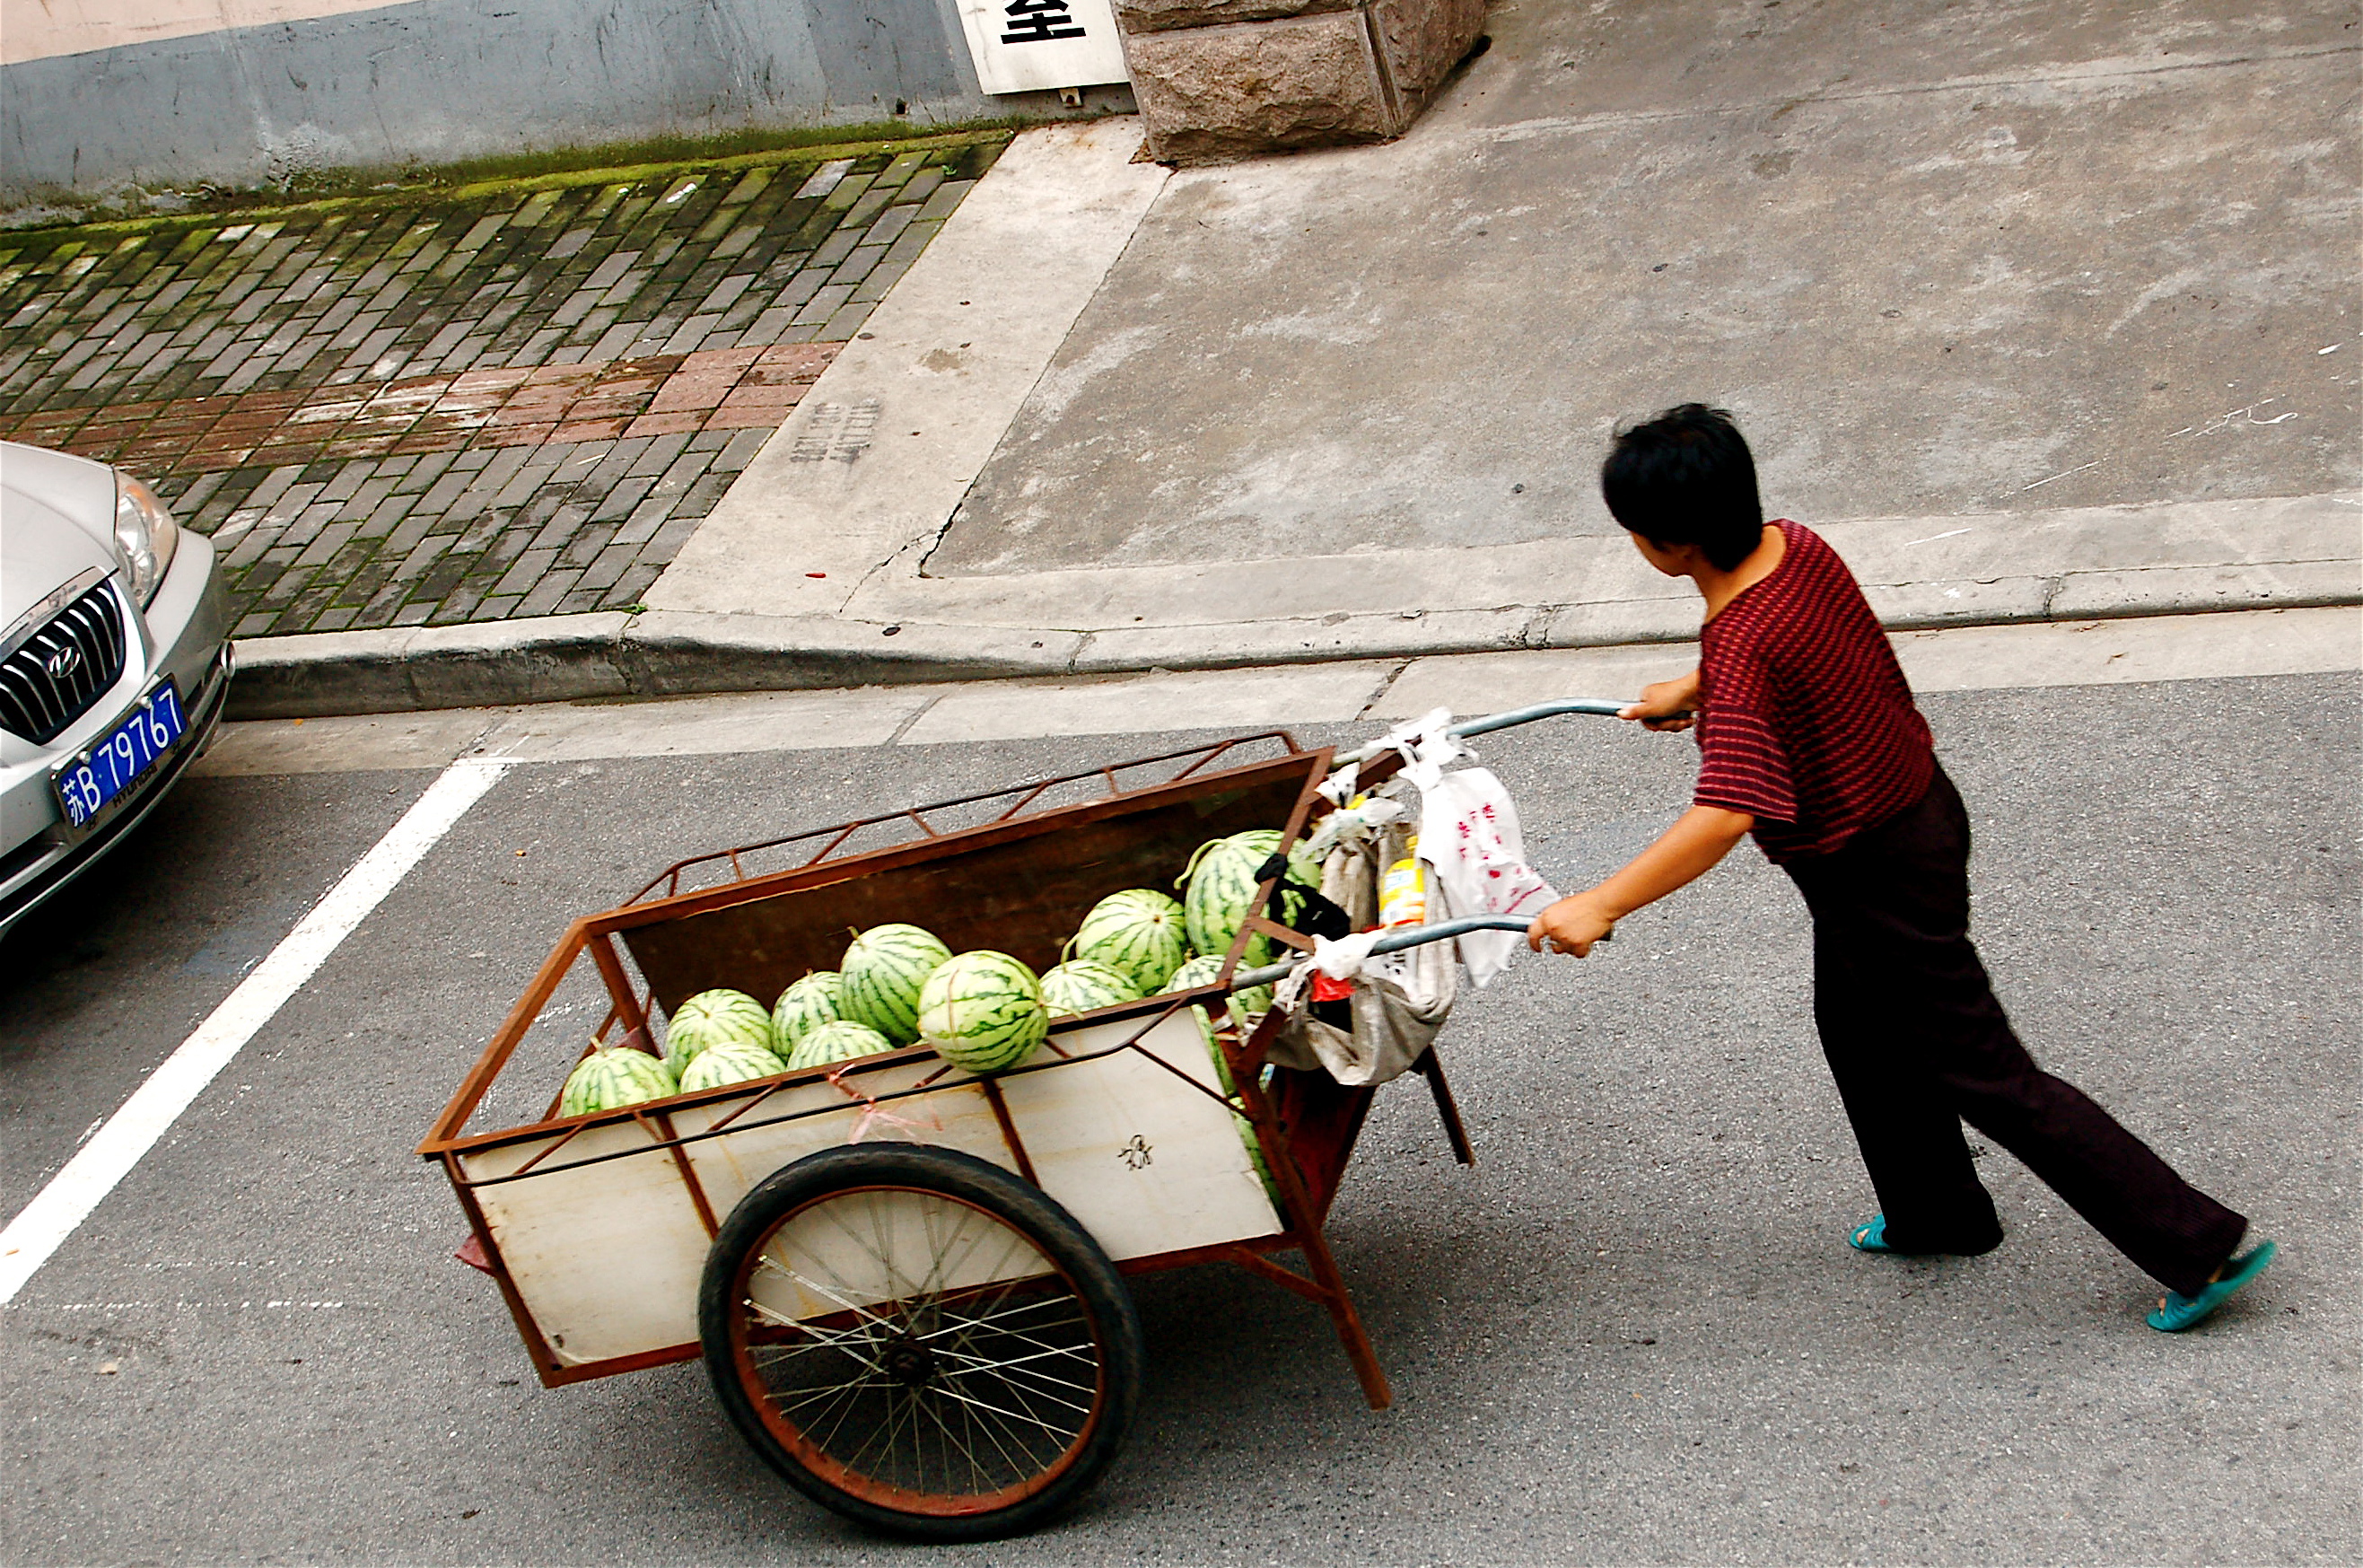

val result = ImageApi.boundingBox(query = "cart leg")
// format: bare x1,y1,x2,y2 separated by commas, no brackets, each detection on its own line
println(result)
1231,1027,1393,1410
1414,1048,1476,1167
1292,1219,1394,1410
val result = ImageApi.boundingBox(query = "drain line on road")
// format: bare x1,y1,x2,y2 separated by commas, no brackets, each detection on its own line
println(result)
0,758,516,1304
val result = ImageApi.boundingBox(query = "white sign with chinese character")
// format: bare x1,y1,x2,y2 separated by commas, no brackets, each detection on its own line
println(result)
957,0,1132,95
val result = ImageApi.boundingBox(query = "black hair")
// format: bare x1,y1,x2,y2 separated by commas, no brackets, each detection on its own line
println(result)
1599,403,1764,571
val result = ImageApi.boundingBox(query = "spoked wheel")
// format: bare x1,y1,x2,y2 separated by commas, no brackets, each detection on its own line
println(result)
699,1144,1144,1541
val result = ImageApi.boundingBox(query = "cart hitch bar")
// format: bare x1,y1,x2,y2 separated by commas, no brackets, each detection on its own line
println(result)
1230,915,1544,994
1230,694,1649,993
1335,696,1631,766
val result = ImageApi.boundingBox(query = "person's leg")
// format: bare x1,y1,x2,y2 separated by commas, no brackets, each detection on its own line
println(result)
1797,880,2003,1253
1847,767,2248,1298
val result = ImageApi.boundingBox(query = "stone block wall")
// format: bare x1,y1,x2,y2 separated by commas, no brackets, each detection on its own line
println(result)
1117,0,1484,164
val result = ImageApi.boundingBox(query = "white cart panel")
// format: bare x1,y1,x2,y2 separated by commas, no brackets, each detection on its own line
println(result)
462,1117,709,1366
463,1012,1281,1368
1002,1013,1282,1261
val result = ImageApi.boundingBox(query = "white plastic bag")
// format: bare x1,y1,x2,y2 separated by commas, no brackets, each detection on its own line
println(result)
1412,764,1558,986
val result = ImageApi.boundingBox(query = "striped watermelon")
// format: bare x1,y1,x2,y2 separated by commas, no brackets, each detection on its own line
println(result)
678,1039,789,1093
1231,1100,1283,1213
1163,959,1284,1212
1167,955,1225,1073
1039,958,1144,1018
917,950,1048,1073
663,989,776,1079
1162,952,1272,1028
787,1019,895,1071
1165,951,1223,994
1177,830,1323,968
771,971,843,1051
1066,889,1188,994
559,1047,677,1117
840,924,953,1045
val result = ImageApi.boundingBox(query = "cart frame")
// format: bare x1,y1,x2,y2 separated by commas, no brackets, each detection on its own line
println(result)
420,731,1476,1410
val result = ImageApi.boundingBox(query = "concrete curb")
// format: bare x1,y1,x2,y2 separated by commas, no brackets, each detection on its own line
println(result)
223,527,2362,719
226,610,1079,720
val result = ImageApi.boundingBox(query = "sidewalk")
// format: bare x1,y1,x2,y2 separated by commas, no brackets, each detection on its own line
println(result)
9,4,2359,722
0,132,1007,635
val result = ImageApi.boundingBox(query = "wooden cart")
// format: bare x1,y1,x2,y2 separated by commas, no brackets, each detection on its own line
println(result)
421,730,1509,1540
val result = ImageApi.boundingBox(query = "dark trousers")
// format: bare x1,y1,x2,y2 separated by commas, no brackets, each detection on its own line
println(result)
1781,765,2245,1297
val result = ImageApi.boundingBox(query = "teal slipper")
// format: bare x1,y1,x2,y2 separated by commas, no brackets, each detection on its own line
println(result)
1849,1214,1903,1253
2148,1240,2277,1333
1848,1213,2005,1256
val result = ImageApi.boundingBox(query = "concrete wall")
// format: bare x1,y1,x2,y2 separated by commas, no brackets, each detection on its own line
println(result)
0,0,1123,203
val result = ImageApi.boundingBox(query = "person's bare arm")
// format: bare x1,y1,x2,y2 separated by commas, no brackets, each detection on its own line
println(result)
1621,670,1702,731
1527,804,1755,956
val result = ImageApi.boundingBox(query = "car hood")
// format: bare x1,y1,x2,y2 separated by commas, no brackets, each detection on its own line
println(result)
2,442,120,633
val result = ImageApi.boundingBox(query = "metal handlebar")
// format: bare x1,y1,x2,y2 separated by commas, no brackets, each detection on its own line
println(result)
1336,697,1630,766
1224,696,1651,994
1229,915,1536,993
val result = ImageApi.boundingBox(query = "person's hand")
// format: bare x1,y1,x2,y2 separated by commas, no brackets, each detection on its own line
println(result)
1619,672,1700,732
1527,893,1616,958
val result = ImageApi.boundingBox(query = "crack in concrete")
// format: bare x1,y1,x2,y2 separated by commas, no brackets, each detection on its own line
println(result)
1356,660,1416,723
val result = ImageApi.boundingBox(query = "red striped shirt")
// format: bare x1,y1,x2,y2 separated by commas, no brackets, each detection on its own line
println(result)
1693,521,1934,862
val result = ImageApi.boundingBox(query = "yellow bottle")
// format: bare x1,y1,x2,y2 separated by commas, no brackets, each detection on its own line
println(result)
1378,835,1425,927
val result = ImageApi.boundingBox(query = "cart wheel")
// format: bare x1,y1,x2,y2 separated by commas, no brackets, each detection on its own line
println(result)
699,1143,1144,1541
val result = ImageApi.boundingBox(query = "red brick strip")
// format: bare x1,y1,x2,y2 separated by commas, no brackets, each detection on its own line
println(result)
0,342,839,474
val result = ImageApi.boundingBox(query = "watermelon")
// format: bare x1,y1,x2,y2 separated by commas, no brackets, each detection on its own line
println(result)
663,988,776,1079
1177,830,1323,968
787,1019,896,1071
1232,1103,1284,1214
1161,960,1284,1212
771,971,843,1051
917,950,1049,1073
841,924,953,1045
1165,951,1223,994
559,1047,677,1117
678,1040,789,1093
1066,889,1188,994
1163,951,1272,1029
1039,958,1144,1018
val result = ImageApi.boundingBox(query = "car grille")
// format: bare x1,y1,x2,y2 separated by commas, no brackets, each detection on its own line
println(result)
0,580,127,744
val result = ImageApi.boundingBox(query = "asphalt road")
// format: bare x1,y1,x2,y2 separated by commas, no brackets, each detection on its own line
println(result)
3,671,2355,1565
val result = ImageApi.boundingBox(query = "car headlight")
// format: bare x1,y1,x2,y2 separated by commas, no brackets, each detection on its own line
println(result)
113,472,180,607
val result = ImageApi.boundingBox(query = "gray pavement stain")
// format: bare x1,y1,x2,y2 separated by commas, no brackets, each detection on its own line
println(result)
1,672,2355,1564
0,135,1008,635
178,895,309,978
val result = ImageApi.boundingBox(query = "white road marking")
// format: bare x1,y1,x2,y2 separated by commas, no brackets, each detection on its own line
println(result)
18,1301,364,1312
0,758,512,1305
2017,460,2103,492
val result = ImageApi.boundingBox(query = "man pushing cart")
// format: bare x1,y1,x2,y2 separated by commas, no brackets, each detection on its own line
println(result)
1524,404,2272,1336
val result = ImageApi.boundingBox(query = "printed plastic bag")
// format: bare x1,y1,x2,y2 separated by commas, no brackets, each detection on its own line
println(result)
1414,764,1557,985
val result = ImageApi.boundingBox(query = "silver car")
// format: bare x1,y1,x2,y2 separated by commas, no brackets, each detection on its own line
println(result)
2,442,232,936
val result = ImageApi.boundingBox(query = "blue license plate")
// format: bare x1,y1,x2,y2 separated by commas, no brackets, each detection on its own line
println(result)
54,680,187,830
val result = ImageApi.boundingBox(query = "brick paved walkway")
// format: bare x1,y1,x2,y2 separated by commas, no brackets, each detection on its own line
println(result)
0,132,1006,635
